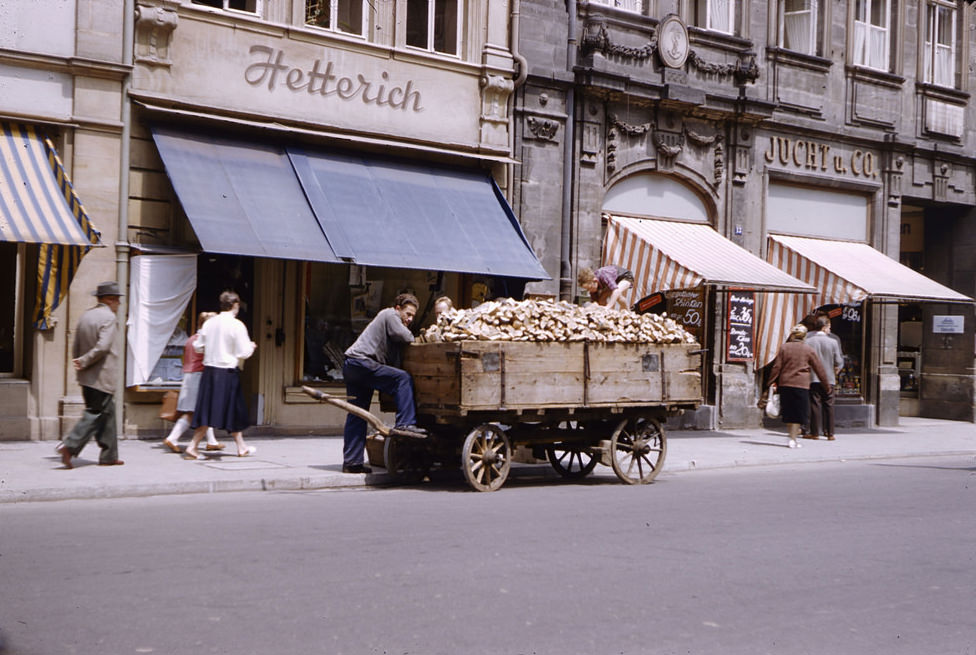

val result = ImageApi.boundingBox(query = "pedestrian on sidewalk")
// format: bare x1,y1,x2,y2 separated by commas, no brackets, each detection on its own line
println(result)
182,291,258,460
803,316,843,441
341,292,426,474
161,311,223,454
765,324,831,449
59,281,125,468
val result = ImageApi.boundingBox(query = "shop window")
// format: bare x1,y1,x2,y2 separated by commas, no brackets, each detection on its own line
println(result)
191,0,261,14
817,303,865,399
852,0,892,71
305,0,365,35
779,0,820,56
302,263,436,383
922,1,957,88
406,0,460,55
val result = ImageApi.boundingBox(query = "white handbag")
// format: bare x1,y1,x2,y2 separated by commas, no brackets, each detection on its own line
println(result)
765,391,781,419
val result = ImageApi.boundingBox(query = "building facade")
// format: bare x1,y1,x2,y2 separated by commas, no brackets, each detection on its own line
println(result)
2,0,543,440
513,0,976,428
0,0,128,440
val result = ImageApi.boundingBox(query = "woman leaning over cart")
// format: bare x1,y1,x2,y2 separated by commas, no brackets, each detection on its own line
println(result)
765,324,831,449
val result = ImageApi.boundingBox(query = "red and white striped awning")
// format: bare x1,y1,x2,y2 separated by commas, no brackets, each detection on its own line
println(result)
756,234,974,366
601,216,815,301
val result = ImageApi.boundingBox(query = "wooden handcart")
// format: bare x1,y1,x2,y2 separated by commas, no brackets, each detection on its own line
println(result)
304,340,702,492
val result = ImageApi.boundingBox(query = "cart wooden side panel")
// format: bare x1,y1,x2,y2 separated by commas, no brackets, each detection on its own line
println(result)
585,343,700,404
404,341,701,413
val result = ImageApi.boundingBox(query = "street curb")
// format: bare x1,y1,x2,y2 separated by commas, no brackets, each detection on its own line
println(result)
0,472,396,504
3,449,973,504
664,450,976,473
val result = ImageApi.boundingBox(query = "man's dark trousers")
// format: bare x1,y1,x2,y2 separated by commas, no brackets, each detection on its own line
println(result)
808,381,835,437
342,357,418,466
62,386,118,464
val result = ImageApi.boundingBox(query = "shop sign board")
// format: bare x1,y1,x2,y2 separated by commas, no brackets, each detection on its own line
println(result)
933,315,964,334
726,290,754,361
135,17,486,151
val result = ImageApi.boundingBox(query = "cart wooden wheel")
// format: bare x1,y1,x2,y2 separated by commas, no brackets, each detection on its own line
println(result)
546,421,598,479
609,416,667,485
461,423,511,492
384,435,431,485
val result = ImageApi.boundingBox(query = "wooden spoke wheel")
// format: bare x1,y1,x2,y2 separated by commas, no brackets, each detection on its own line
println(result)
461,423,511,492
609,416,667,485
383,435,431,485
546,421,598,479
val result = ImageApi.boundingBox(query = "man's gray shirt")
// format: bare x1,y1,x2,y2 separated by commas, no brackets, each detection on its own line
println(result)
344,307,414,366
805,331,843,385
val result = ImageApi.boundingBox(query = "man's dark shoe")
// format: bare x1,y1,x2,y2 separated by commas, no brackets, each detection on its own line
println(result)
60,447,73,469
394,424,428,436
98,460,125,466
342,464,372,474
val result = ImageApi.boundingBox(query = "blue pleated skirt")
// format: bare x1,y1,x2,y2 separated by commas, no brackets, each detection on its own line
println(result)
191,366,250,432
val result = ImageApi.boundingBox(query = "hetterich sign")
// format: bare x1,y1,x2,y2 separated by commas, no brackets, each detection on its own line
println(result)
245,45,424,113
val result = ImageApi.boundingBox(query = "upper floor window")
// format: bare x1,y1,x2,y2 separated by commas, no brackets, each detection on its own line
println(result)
779,0,819,56
590,0,644,13
406,0,460,55
705,0,734,34
306,0,365,35
852,0,891,70
191,0,260,13
923,1,957,87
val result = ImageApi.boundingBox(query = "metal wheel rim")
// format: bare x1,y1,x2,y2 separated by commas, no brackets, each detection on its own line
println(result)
546,421,598,479
609,416,667,485
461,424,511,492
383,436,430,485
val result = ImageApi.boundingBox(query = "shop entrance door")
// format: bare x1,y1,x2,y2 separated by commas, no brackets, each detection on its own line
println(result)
196,254,262,425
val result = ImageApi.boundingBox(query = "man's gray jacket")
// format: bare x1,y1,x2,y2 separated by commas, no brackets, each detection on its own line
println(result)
73,303,119,394
805,330,843,385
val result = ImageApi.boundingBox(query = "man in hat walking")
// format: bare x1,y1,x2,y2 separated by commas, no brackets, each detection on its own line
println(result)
59,281,125,468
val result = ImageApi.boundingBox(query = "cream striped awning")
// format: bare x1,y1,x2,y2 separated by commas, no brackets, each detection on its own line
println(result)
756,234,974,366
0,122,97,246
602,216,815,301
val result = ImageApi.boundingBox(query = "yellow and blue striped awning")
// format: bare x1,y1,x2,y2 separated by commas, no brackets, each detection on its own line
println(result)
0,122,99,246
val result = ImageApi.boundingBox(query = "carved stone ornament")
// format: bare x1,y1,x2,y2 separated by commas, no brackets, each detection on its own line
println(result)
479,74,515,148
687,51,760,85
609,114,651,137
526,116,559,141
885,155,904,207
657,15,689,69
653,131,684,170
135,0,181,68
581,20,657,62
933,161,950,202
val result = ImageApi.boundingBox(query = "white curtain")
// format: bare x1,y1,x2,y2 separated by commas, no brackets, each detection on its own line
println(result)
126,254,197,387
934,44,953,86
867,24,888,69
708,0,731,33
853,21,867,65
784,11,813,54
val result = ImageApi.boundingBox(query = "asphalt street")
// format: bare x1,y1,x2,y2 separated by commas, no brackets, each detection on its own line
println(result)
1,454,974,655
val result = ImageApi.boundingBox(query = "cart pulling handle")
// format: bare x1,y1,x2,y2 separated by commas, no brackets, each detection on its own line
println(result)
300,386,427,439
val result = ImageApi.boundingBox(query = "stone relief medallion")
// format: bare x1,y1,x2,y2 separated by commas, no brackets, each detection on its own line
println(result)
657,15,689,69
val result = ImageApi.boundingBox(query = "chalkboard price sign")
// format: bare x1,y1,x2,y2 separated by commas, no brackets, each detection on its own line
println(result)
666,289,705,342
726,290,754,361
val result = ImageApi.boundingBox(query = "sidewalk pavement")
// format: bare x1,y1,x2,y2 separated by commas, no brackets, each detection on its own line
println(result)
1,417,973,504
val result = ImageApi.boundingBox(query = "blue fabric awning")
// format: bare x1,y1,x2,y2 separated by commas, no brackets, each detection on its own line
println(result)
288,149,549,279
150,127,548,279
151,127,341,263
0,122,100,246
